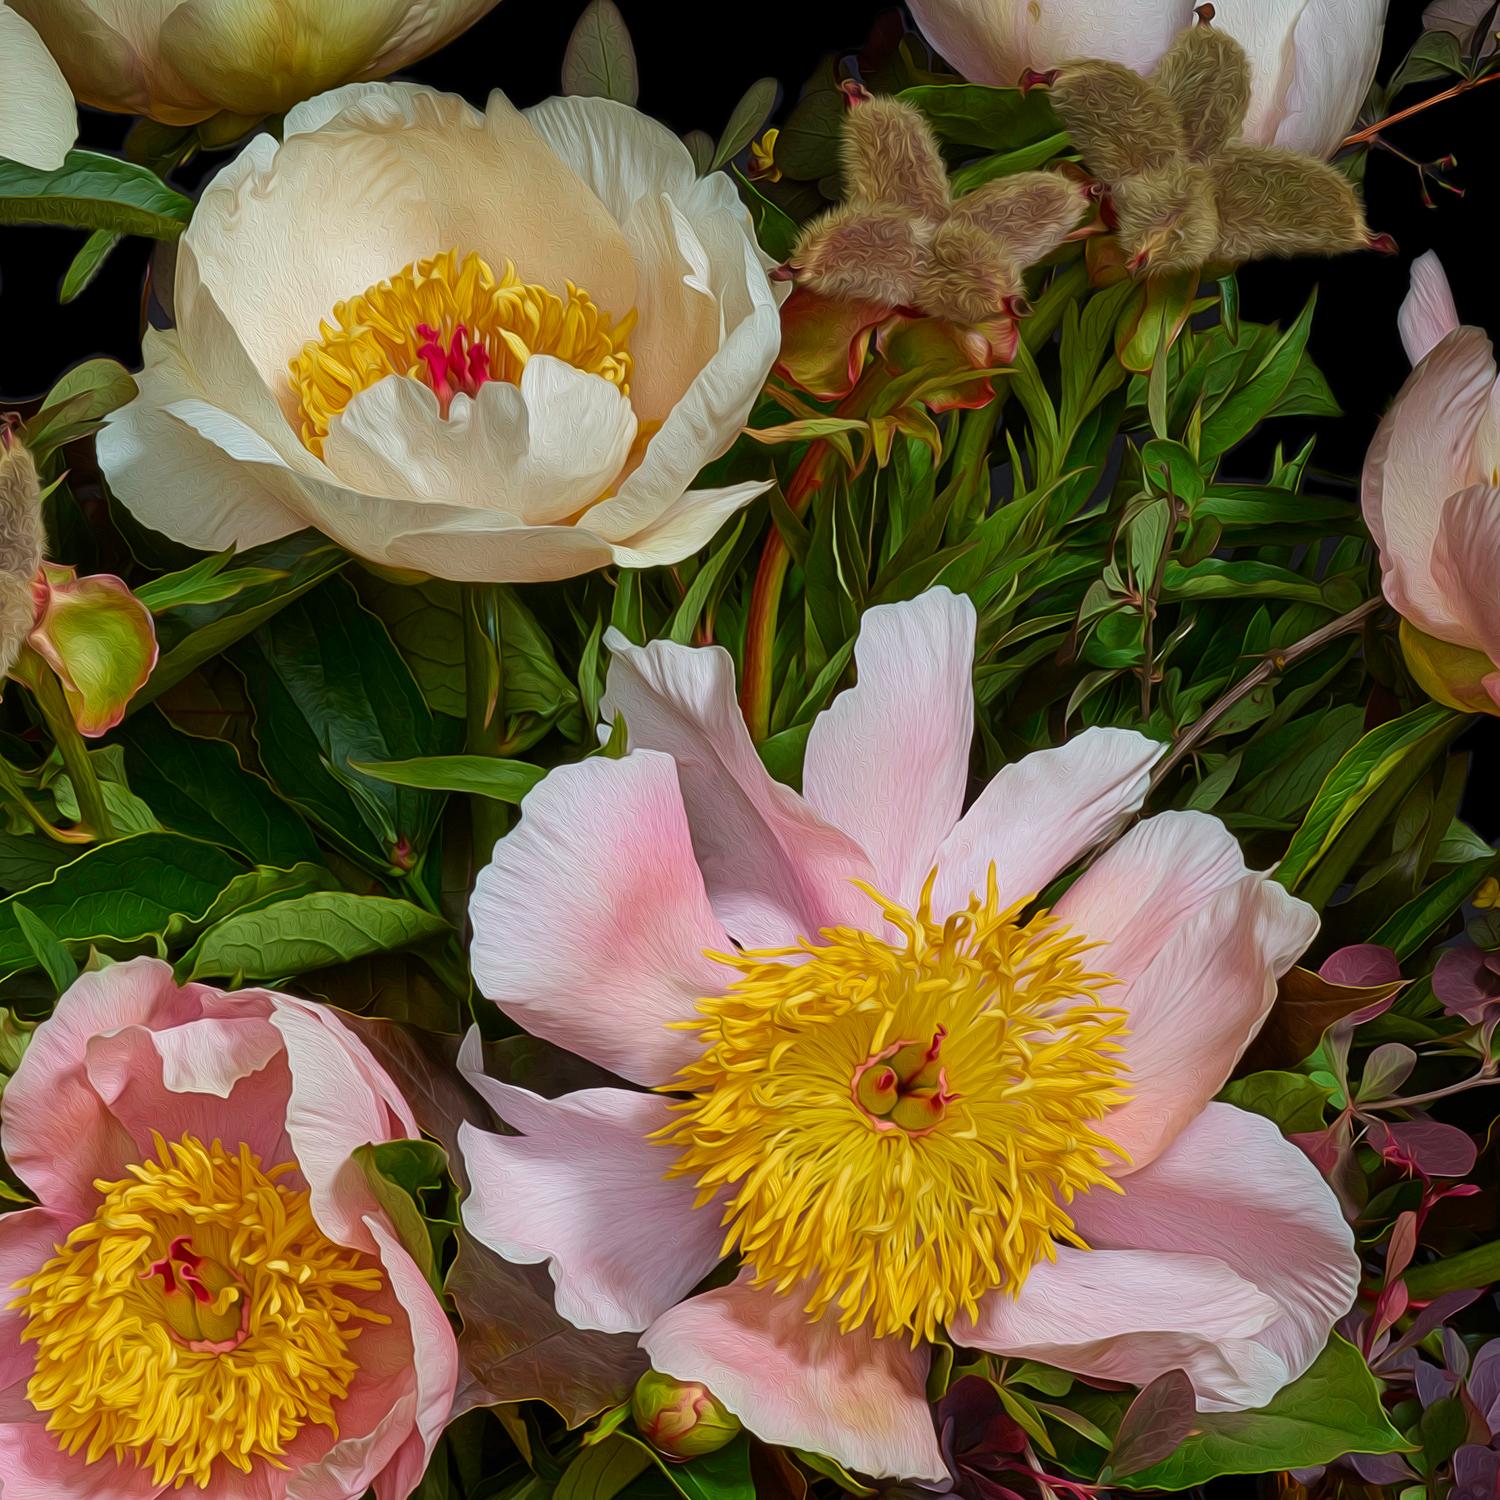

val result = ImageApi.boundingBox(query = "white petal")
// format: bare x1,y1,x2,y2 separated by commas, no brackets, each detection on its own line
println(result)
1400,251,1462,366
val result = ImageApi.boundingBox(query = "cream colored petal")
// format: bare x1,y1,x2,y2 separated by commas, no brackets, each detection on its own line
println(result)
362,0,501,77
322,357,636,522
0,2,78,170
606,480,770,569
95,329,306,552
185,84,635,400
157,0,414,118
905,0,1194,86
526,94,781,423
586,236,781,543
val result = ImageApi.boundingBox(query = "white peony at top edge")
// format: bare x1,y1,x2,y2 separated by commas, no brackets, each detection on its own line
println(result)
97,83,787,583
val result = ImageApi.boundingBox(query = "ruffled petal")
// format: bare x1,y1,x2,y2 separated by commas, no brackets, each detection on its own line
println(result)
1096,872,1318,1172
928,728,1163,918
802,589,976,906
601,634,876,947
468,750,733,1086
640,1275,948,1483
1428,484,1500,666
457,1073,720,1336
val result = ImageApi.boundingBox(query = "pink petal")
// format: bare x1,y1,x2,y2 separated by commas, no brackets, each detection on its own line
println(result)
953,1247,1285,1407
640,1275,948,1483
601,632,876,947
457,1064,720,1335
0,1209,70,1422
1400,252,1462,366
803,589,976,906
1098,876,1318,1172
469,751,733,1086
1362,327,1498,638
1064,1103,1359,1407
1055,811,1252,986
1429,484,1500,666
271,995,417,1252
0,1423,163,1500
0,957,210,1215
929,728,1162,918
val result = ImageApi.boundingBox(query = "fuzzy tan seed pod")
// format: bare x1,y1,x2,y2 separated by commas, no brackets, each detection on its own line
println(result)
1113,160,1221,274
1050,59,1186,181
1151,21,1250,161
947,171,1091,266
1,425,45,681
917,220,1026,325
840,95,951,221
790,205,929,307
1209,145,1373,263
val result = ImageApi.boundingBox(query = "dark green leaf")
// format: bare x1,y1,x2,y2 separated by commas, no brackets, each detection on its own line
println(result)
1218,1071,1330,1133
0,150,194,238
351,755,545,802
8,902,80,994
60,230,123,303
713,79,779,171
562,0,639,105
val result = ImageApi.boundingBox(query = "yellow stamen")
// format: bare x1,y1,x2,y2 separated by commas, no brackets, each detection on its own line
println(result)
288,248,635,456
658,869,1130,1344
12,1134,387,1489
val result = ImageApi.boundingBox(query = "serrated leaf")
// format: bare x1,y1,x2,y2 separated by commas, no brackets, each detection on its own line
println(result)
562,0,639,105
0,150,193,238
186,892,448,982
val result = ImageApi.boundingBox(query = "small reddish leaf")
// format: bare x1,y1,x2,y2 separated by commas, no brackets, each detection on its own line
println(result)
1105,1368,1196,1479
1240,965,1405,1073
1367,1118,1478,1180
1320,944,1402,988
774,287,887,400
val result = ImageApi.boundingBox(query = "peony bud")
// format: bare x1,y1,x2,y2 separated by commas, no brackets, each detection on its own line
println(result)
631,1370,742,1458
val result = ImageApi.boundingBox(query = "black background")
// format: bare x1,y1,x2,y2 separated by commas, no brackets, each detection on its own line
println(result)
1,0,1495,832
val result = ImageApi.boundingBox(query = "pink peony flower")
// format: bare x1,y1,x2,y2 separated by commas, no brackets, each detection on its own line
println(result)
1363,252,1500,716
0,957,457,1497
459,588,1358,1482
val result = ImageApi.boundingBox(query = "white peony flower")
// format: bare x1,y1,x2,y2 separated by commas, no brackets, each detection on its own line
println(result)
98,84,785,583
0,2,77,169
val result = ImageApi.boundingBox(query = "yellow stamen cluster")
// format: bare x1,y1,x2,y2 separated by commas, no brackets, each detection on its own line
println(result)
288,248,635,456
12,1134,387,1489
659,871,1130,1344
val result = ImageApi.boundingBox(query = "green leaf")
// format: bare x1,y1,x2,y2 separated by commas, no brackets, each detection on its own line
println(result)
555,1438,654,1500
562,0,639,105
898,84,1063,152
713,79,779,171
792,1450,876,1497
733,170,800,261
354,572,466,718
1368,853,1500,959
1218,1071,1330,1133
7,902,80,994
0,833,76,894
135,551,285,612
0,833,243,978
613,1434,755,1500
186,892,448,982
666,516,748,645
120,706,322,868
351,755,545,803
1403,1238,1500,1301
353,1139,451,1292
0,150,193,238
1198,294,1318,460
1277,703,1465,895
1114,1337,1407,1490
24,357,138,459
236,576,447,867
60,229,122,303
1163,558,1328,605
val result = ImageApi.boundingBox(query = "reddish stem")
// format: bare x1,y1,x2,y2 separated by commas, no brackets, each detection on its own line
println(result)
1342,70,1500,149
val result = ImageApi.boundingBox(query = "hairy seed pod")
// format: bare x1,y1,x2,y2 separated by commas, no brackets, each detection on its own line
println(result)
791,205,929,307
917,220,1025,325
841,95,951,220
1151,21,1252,161
1050,59,1186,181
1209,145,1372,263
1,427,45,681
1113,160,1221,274
947,171,1091,266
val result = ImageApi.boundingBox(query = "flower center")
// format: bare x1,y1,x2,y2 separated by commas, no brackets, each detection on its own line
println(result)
659,871,1130,1344
288,248,636,457
11,1134,387,1489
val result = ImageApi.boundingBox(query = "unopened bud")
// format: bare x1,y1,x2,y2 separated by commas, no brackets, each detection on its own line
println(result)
631,1370,741,1458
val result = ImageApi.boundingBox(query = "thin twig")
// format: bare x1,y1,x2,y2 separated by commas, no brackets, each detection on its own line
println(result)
1342,70,1500,149
1150,597,1382,789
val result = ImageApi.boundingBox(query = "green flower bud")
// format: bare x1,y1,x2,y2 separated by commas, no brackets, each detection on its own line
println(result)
631,1370,741,1458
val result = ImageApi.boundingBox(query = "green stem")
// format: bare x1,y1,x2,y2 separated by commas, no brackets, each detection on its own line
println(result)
23,653,113,839
464,584,508,864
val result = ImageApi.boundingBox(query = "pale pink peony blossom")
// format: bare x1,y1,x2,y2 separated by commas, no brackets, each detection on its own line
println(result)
1363,252,1500,715
905,0,1387,158
0,957,457,1498
460,588,1356,1483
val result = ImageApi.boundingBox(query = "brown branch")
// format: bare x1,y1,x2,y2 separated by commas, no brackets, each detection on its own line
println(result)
1342,70,1500,149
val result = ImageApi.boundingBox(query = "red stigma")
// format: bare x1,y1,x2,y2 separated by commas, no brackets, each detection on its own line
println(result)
417,322,494,414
